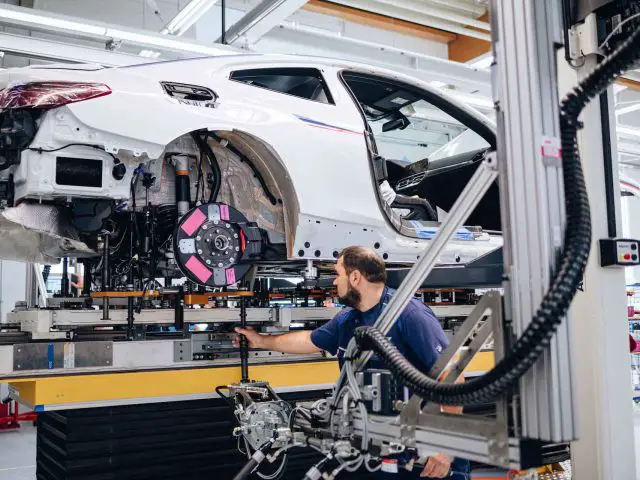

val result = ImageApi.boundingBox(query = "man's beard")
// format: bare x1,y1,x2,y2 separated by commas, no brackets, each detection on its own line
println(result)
338,283,361,309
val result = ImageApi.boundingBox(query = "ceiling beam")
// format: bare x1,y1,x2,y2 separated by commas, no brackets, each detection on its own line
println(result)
448,12,491,63
335,0,490,40
302,0,457,44
222,0,310,46
0,32,150,66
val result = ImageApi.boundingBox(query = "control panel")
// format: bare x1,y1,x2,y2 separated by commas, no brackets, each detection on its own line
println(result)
599,238,640,267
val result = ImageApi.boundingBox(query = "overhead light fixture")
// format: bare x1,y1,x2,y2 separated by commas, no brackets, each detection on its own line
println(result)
616,103,640,116
0,4,233,57
618,126,640,139
614,84,628,95
468,55,493,70
161,0,219,36
429,80,448,88
0,6,107,36
139,49,161,58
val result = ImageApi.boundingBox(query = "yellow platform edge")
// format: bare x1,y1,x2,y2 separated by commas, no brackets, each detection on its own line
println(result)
2,352,494,409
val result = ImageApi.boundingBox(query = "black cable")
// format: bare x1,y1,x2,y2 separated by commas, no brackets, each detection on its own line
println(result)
192,133,222,203
28,143,118,161
354,26,640,406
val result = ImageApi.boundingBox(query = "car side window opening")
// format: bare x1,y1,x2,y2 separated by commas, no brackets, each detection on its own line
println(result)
341,71,499,235
229,67,335,105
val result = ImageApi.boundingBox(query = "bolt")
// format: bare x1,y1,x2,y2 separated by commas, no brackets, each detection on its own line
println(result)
198,249,203,254
235,247,240,251
203,225,208,230
206,260,211,265
17,364,21,368
225,223,230,228
17,349,21,353
218,263,223,267
234,234,238,238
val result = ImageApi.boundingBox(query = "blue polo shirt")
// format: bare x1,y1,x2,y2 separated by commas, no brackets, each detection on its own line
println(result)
310,287,448,373
310,287,471,479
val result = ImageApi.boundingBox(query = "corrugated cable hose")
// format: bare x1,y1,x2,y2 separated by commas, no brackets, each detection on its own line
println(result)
354,27,640,406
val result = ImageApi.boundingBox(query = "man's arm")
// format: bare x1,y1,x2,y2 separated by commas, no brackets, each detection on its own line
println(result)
233,327,322,354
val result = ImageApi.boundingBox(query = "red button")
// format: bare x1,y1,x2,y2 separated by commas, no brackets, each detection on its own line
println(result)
625,254,631,260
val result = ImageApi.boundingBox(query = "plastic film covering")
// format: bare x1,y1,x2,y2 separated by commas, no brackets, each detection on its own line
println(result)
0,81,111,110
210,139,285,236
0,202,95,263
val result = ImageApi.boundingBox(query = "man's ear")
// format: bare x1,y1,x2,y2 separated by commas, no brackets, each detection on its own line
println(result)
350,270,361,286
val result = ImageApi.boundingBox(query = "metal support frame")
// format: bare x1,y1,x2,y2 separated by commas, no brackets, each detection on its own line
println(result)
220,0,310,47
327,0,578,469
491,0,576,442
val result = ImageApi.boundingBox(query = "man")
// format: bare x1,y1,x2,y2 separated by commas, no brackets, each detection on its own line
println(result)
234,246,470,479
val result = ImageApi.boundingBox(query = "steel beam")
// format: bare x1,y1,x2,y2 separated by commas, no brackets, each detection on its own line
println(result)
222,0,310,46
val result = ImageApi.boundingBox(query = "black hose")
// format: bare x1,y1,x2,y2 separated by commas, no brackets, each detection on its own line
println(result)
192,133,221,202
354,27,640,406
233,457,260,480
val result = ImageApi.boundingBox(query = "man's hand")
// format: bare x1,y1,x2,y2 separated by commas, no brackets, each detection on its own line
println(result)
420,453,452,478
233,326,264,349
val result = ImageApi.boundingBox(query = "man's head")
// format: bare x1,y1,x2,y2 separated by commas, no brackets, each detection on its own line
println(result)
333,246,386,309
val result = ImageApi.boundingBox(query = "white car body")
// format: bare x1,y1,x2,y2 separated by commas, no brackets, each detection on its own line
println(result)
0,54,501,274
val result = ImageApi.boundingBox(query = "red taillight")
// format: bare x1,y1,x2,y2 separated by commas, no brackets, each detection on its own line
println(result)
0,81,111,110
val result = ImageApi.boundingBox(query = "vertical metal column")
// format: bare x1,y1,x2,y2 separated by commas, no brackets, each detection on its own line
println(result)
558,45,637,479
61,257,69,298
239,298,249,383
491,0,576,441
102,235,110,321
175,285,185,332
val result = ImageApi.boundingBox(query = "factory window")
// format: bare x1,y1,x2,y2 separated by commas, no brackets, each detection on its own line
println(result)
229,68,335,105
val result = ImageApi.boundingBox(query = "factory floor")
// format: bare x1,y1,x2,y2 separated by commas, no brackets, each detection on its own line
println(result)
2,414,640,479
0,423,36,480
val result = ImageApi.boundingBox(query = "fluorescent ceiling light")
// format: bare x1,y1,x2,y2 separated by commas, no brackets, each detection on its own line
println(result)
139,49,161,58
105,27,228,55
618,126,640,139
161,0,219,36
614,84,628,95
0,4,232,57
468,55,493,70
429,80,448,88
616,103,640,116
1,7,107,36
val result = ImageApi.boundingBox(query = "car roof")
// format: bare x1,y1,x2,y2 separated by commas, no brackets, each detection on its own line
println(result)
117,52,403,77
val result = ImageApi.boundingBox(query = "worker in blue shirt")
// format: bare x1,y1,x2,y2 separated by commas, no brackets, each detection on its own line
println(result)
235,246,470,479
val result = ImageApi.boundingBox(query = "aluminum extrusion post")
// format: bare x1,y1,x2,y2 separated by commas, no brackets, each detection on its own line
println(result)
82,260,91,297
175,285,185,332
491,0,577,443
240,298,249,383
102,235,110,320
61,257,69,298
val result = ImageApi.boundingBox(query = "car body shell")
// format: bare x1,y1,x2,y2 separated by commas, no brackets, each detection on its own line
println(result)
0,54,502,267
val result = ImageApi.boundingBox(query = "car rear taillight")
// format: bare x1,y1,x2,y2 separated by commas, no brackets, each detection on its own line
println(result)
0,82,111,110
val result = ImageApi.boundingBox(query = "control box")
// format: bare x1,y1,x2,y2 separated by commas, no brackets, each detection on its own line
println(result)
599,238,640,267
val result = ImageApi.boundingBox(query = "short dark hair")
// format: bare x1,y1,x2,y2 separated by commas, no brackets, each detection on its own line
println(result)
339,246,386,284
